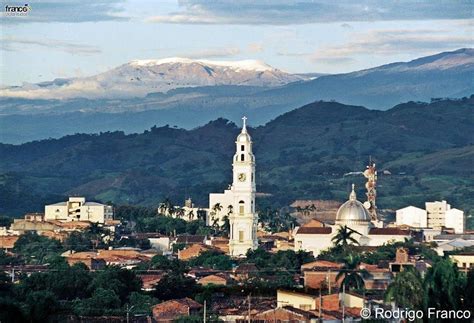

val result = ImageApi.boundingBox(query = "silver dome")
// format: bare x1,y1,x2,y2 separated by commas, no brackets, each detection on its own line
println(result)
336,184,371,224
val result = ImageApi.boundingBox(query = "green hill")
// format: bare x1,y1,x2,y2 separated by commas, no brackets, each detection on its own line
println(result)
1,97,473,225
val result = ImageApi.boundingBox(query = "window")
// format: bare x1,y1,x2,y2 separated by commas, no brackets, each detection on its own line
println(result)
241,145,245,151
240,154,244,161
239,230,244,242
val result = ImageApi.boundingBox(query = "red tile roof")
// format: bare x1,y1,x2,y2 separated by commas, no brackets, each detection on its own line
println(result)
369,228,410,235
297,227,332,234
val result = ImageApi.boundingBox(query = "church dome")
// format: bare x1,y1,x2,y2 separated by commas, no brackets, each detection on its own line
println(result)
336,184,370,225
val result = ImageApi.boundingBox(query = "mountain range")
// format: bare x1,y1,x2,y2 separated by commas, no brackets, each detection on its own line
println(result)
1,97,473,223
1,48,473,144
0,58,307,100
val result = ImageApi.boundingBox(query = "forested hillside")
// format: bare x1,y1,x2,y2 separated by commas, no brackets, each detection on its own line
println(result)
1,97,473,226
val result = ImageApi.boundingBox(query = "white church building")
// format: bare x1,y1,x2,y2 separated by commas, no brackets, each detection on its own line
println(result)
209,117,258,257
294,185,411,256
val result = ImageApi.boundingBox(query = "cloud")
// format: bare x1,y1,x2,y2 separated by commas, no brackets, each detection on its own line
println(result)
1,37,101,55
311,29,473,63
276,50,311,57
180,47,240,59
0,0,127,24
146,0,471,25
248,43,264,53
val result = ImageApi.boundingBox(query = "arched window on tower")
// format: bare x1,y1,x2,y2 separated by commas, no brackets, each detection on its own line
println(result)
241,145,245,151
239,200,244,215
240,154,244,161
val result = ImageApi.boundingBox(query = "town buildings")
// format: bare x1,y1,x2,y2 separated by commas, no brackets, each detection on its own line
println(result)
396,200,465,234
294,185,411,256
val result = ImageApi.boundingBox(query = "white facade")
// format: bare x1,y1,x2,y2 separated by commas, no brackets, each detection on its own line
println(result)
209,117,258,257
45,197,113,223
445,208,464,234
426,200,450,230
396,206,428,228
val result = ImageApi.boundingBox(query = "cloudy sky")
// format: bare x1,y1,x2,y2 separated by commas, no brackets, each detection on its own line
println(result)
1,0,472,86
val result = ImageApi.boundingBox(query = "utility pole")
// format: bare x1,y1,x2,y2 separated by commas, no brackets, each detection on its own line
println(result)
203,300,206,323
328,269,331,294
248,293,251,323
319,289,322,321
342,283,345,323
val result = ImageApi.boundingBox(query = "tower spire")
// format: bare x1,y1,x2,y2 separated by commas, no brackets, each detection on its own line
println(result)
242,116,247,133
349,184,356,201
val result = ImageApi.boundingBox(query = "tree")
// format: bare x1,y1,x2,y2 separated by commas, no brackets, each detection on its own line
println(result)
336,253,365,291
63,231,92,251
423,259,465,312
176,207,185,219
331,225,361,248
24,290,59,322
13,232,63,264
188,250,233,270
464,269,474,310
153,272,197,300
127,291,158,315
88,266,142,304
385,267,423,310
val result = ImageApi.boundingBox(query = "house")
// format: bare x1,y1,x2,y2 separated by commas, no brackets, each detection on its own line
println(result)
277,290,319,311
0,235,19,252
63,248,153,269
248,306,318,322
67,256,106,270
449,252,474,273
359,263,392,290
233,263,258,281
301,260,343,290
152,298,202,322
133,233,170,252
198,274,229,286
178,244,215,260
139,274,164,291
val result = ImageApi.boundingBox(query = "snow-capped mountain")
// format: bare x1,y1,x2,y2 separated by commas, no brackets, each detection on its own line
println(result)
0,58,306,100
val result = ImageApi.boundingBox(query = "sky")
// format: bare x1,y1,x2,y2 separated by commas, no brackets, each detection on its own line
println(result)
0,0,472,86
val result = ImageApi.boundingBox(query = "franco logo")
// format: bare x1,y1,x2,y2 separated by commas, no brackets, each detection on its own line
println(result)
4,3,31,16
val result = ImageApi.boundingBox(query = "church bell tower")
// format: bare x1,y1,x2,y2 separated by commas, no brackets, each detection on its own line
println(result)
229,117,258,256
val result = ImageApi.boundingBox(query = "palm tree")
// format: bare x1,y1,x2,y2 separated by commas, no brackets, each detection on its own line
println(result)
331,225,361,247
213,203,223,215
336,253,366,291
187,210,195,221
227,204,233,216
175,207,185,219
159,198,173,215
385,267,423,310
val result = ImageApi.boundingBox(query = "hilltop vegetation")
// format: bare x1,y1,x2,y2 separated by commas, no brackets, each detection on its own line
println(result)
0,97,473,226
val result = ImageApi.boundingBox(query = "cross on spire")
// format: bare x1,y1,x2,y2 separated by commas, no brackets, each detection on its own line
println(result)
242,116,248,133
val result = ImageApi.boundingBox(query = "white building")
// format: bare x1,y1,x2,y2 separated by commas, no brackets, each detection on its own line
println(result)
445,208,465,234
45,197,113,223
396,206,428,228
209,117,258,257
426,200,451,229
294,185,411,256
425,200,464,233
396,201,464,234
